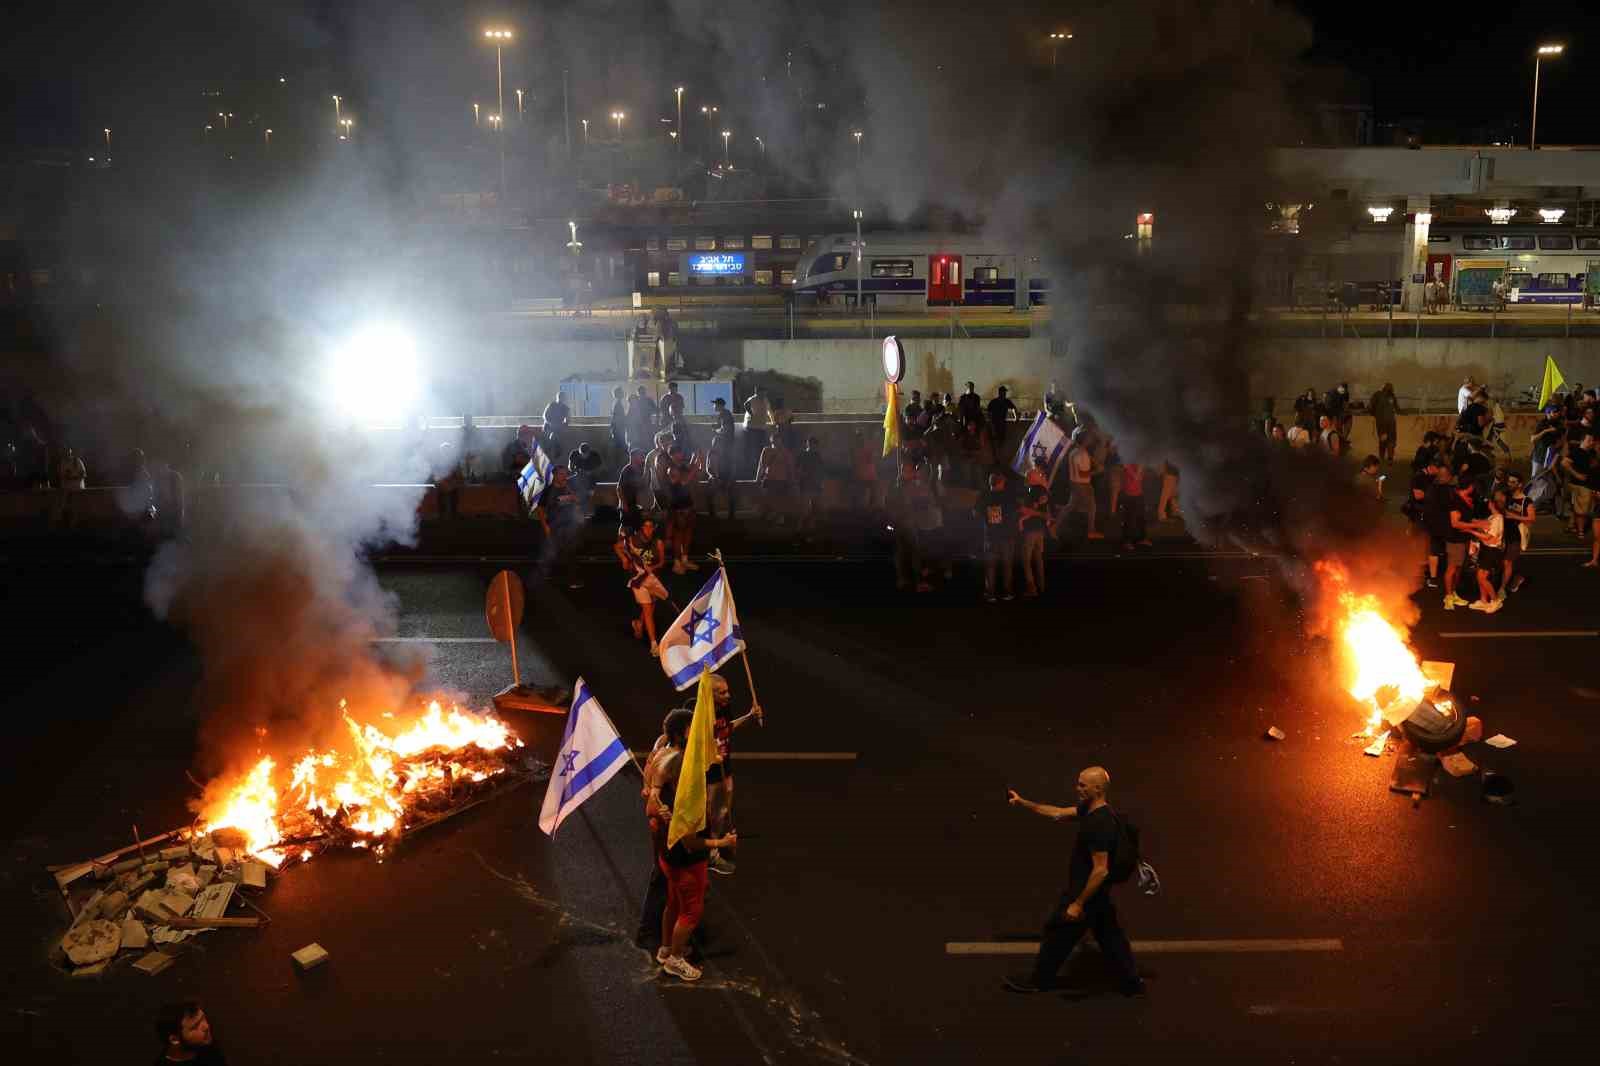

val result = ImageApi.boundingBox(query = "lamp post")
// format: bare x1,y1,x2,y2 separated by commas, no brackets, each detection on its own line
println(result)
483,29,513,212
264,128,272,148
581,118,589,147
612,110,625,139
853,208,864,314
851,129,863,167
721,129,731,168
332,95,341,135
1049,30,1073,70
1531,43,1564,150
700,104,717,152
675,87,685,154
473,102,480,127
340,117,353,140
515,88,524,115
755,135,765,159
103,128,111,152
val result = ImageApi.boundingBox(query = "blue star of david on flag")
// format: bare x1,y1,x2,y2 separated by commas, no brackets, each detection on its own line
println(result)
659,567,746,691
538,679,629,837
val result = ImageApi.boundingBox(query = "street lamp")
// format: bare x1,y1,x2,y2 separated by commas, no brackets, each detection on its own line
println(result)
611,110,625,139
700,104,717,150
851,129,863,166
340,117,353,140
103,128,111,152
515,88,524,114
473,102,480,126
755,135,765,158
1049,30,1073,70
852,208,864,312
483,29,513,211
566,220,582,256
675,86,685,153
721,129,731,168
488,114,501,130
264,128,272,148
581,118,589,146
332,94,341,134
1531,43,1564,150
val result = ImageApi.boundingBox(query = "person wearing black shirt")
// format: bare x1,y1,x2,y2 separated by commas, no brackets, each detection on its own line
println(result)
609,386,628,456
1456,398,1489,438
1563,432,1596,541
1411,431,1442,474
987,386,1019,448
542,393,571,455
711,397,735,439
536,466,584,588
1443,481,1484,609
567,442,605,517
957,381,983,425
1005,767,1143,996
1406,466,1440,587
617,449,648,517
977,472,1018,602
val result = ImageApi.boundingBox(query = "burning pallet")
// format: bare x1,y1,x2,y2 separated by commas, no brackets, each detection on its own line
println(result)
48,700,547,979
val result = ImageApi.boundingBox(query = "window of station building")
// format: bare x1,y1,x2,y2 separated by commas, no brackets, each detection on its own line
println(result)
871,258,914,278
722,235,745,250
665,237,687,252
695,235,716,250
780,269,796,285
755,269,774,286
1579,237,1600,251
647,271,661,288
752,235,773,249
646,237,660,252
779,235,802,249
973,266,1000,283
668,271,684,286
1505,235,1535,250
1539,235,1574,250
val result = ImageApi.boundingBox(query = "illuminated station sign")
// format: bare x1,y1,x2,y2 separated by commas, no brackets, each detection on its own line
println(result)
687,252,747,276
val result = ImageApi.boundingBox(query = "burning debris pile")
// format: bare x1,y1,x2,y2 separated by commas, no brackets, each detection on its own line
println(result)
49,699,543,979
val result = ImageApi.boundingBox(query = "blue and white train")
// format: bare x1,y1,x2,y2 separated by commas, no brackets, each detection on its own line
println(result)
791,233,1052,307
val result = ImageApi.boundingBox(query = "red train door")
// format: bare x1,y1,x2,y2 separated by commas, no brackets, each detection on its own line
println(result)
929,253,963,305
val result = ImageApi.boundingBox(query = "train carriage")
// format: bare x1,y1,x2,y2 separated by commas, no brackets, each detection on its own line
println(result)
791,233,1051,308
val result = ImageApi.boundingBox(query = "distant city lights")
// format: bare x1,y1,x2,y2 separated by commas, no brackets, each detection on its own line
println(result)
1367,205,1394,223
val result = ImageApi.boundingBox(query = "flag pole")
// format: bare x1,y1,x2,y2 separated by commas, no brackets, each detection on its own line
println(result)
710,549,764,725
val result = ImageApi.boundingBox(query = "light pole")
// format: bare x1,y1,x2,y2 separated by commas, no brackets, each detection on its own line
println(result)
264,128,272,148
755,135,765,160
103,127,111,153
853,208,864,315
473,102,481,127
1049,30,1073,70
611,110,625,139
484,29,513,212
1531,43,1564,150
581,118,589,147
332,95,341,134
700,104,717,153
852,129,863,167
721,129,731,168
515,88,524,115
340,117,353,140
218,112,231,130
675,87,685,153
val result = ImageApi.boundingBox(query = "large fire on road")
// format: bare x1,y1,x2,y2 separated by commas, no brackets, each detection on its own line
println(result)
200,699,525,865
1315,561,1431,737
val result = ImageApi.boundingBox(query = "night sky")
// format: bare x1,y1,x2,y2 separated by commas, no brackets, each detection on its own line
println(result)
5,2,1597,158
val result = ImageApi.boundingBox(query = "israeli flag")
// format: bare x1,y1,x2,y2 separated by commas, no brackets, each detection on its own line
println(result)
517,444,553,513
538,679,630,836
1012,412,1069,486
659,568,746,691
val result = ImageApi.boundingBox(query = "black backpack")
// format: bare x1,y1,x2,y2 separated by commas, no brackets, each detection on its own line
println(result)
1107,811,1141,885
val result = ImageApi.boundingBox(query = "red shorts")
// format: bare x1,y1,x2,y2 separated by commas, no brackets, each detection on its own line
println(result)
659,856,708,928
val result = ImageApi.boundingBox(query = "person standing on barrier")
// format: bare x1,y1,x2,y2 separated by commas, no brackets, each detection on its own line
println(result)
1004,767,1144,998
1372,382,1399,466
609,386,628,457
742,387,772,478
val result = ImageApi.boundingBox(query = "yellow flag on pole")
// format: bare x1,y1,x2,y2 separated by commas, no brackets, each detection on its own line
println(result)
1538,355,1567,409
882,381,901,458
667,670,718,849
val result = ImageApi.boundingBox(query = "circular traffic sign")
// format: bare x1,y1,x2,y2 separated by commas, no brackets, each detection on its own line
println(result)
484,569,525,643
881,335,906,384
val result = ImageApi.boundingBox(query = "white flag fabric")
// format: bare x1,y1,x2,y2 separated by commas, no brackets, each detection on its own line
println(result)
659,567,746,691
517,444,554,513
1012,412,1069,486
538,678,630,836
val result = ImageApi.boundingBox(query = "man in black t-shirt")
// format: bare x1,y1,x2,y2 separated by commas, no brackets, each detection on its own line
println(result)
1443,481,1485,609
536,466,584,588
1563,432,1596,541
977,472,1017,602
987,386,1019,449
567,442,604,516
1004,766,1143,996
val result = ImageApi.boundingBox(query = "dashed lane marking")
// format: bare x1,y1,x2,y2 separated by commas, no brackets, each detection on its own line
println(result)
945,938,1344,956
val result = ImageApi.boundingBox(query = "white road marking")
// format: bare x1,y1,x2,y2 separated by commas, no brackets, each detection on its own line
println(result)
632,751,857,762
1437,630,1598,639
945,938,1343,956
372,637,499,644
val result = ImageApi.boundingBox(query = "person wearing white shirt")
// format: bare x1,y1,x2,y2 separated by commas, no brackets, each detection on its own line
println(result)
1457,378,1476,414
1468,493,1506,613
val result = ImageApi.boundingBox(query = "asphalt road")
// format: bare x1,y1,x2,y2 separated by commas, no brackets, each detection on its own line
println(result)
2,542,1598,1064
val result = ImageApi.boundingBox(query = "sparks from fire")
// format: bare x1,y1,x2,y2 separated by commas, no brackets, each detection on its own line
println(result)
202,699,522,864
1315,562,1429,736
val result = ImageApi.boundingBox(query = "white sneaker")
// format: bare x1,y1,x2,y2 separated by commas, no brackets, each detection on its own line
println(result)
661,954,702,982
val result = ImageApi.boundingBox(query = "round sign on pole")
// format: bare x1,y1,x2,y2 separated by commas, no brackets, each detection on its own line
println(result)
484,570,525,643
881,335,905,384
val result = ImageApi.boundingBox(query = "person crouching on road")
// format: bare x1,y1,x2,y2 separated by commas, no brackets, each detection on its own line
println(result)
1005,767,1144,997
644,709,737,983
616,513,669,656
705,674,763,876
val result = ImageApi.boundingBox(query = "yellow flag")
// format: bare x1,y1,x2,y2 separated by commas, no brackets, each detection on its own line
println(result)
1539,355,1567,409
882,381,901,458
668,670,718,849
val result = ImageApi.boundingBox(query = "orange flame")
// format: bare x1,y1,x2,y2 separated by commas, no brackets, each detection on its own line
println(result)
201,699,521,860
1316,561,1429,735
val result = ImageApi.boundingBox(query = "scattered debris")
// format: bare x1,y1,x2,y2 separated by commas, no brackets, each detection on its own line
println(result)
132,951,176,976
1484,734,1517,749
192,882,236,920
1440,752,1478,778
1264,726,1286,741
239,861,268,890
71,960,110,980
1363,731,1390,757
120,920,148,951
292,943,330,971
61,920,121,966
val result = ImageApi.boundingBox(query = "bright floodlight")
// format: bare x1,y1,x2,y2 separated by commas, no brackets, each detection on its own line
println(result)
329,324,420,423
1538,44,1564,56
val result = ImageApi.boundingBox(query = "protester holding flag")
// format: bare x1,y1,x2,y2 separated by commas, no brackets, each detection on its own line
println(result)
658,564,747,690
656,672,738,982
637,707,692,955
704,673,762,876
614,514,669,656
